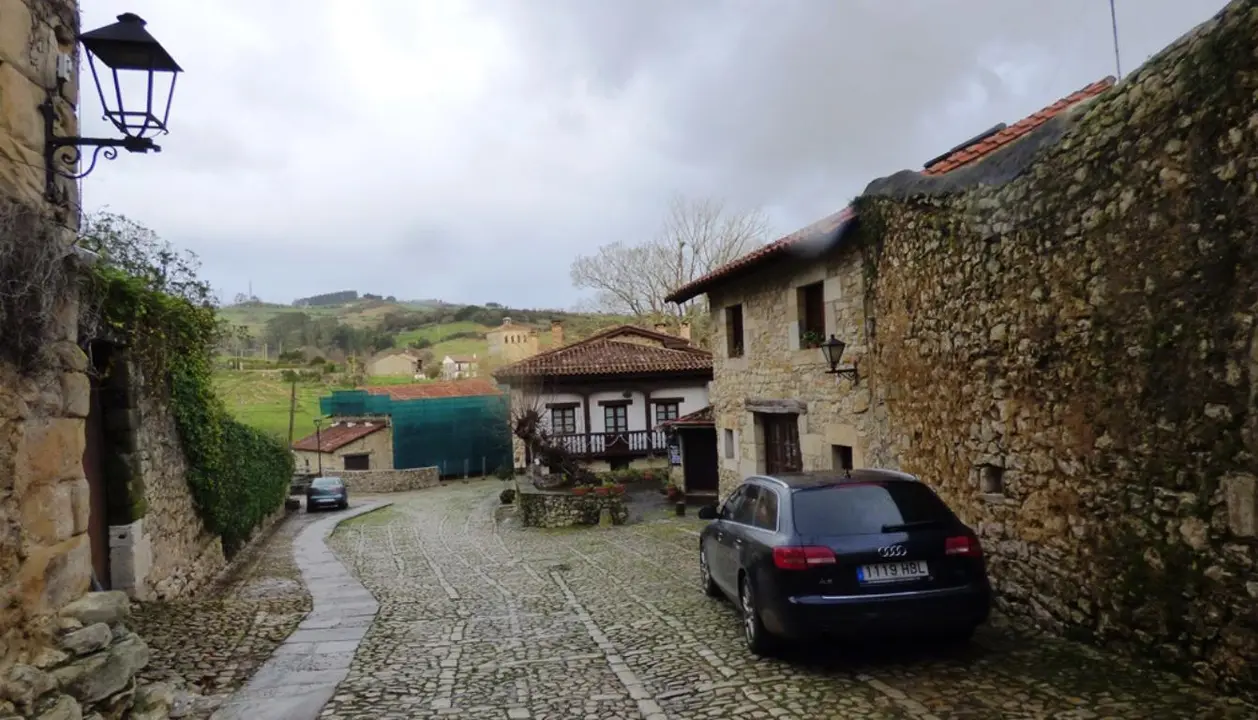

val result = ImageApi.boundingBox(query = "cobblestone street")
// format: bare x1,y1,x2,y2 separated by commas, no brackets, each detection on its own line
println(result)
316,481,1253,720
132,512,318,712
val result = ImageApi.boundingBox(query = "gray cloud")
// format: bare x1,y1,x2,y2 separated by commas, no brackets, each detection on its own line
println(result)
78,0,1227,308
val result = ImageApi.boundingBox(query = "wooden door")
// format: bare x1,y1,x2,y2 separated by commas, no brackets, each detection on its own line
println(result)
681,429,719,493
761,414,801,475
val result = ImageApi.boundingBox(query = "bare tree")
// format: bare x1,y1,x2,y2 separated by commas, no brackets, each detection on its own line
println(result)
570,195,769,322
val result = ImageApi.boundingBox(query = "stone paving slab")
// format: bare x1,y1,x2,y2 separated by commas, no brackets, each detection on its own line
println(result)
210,501,391,720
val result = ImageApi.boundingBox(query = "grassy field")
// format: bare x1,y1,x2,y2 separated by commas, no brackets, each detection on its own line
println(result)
214,370,453,443
396,321,493,359
213,370,341,442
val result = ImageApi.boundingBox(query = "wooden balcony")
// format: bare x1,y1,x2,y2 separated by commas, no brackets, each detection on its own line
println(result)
550,430,669,459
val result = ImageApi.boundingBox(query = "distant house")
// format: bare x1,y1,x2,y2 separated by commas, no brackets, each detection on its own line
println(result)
292,418,393,474
485,318,540,364
441,354,479,379
493,324,712,474
365,347,423,377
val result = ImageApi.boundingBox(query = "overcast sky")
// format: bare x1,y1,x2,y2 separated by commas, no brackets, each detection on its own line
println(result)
80,0,1226,309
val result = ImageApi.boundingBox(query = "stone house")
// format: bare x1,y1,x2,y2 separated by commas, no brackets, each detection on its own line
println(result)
0,4,222,716
493,324,713,477
1,0,93,671
291,418,393,473
485,317,542,365
364,347,423,377
666,79,1116,496
441,353,479,379
666,0,1258,694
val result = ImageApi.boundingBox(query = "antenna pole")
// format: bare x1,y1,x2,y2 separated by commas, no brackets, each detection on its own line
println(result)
1109,0,1123,80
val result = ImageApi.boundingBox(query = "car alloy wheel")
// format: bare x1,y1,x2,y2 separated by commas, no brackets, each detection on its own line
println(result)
741,581,755,641
739,576,775,656
699,548,719,598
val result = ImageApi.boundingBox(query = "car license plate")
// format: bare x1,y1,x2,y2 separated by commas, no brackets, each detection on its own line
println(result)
858,560,929,584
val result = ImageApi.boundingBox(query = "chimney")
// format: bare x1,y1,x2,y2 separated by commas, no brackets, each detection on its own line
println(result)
551,319,564,346
654,322,669,335
679,322,691,341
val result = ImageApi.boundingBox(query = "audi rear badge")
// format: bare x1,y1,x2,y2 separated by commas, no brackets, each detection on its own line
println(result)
877,544,907,558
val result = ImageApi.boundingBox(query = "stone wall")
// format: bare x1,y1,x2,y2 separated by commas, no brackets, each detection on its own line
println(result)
0,0,91,675
518,487,629,527
89,357,227,602
703,0,1258,695
854,2,1258,693
131,368,226,600
0,591,175,719
337,467,440,494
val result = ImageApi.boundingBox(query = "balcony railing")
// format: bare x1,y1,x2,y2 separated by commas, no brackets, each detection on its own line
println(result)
550,430,669,458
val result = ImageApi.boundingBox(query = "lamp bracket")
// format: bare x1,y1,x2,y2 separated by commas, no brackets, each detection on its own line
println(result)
40,91,160,201
825,365,859,385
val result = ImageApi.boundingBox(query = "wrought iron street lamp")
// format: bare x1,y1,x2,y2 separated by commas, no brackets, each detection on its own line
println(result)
821,335,859,384
41,13,182,200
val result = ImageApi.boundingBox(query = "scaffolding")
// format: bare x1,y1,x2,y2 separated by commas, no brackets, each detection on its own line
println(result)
320,388,512,477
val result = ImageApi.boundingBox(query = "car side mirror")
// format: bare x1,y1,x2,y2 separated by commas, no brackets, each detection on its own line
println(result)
697,505,718,520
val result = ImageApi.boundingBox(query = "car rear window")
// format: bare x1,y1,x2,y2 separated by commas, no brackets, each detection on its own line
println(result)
311,477,342,489
792,482,954,535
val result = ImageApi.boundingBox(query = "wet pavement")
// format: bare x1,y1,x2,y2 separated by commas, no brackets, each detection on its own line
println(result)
309,480,1256,720
132,508,318,712
210,502,388,720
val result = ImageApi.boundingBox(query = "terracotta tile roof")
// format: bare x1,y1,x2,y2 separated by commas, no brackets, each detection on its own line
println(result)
292,421,385,453
922,77,1115,175
661,405,714,428
364,378,502,400
493,325,712,381
665,77,1115,304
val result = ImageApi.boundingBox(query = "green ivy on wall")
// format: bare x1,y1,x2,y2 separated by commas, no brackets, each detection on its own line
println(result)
82,213,294,556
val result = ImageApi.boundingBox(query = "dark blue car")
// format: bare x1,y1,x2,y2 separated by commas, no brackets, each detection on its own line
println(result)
306,476,349,512
697,469,991,655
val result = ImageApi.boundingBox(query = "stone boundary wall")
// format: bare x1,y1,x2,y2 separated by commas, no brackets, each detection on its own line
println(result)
100,360,227,602
856,0,1258,695
518,487,629,527
337,467,440,494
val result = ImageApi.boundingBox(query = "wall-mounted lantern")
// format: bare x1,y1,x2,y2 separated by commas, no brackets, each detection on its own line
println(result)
821,335,859,384
41,13,182,200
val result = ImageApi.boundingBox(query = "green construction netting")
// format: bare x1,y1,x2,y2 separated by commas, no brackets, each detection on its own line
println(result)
320,390,512,477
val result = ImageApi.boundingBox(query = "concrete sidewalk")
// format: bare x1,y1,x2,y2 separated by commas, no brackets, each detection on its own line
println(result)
210,500,390,720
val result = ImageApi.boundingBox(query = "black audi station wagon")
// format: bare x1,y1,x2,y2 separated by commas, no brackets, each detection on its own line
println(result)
697,469,991,655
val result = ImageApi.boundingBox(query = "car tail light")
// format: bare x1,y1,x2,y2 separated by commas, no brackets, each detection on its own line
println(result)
945,534,982,557
772,546,837,570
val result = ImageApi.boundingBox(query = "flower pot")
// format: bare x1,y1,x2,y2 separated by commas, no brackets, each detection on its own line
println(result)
593,487,610,496
571,487,590,496
610,484,626,495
